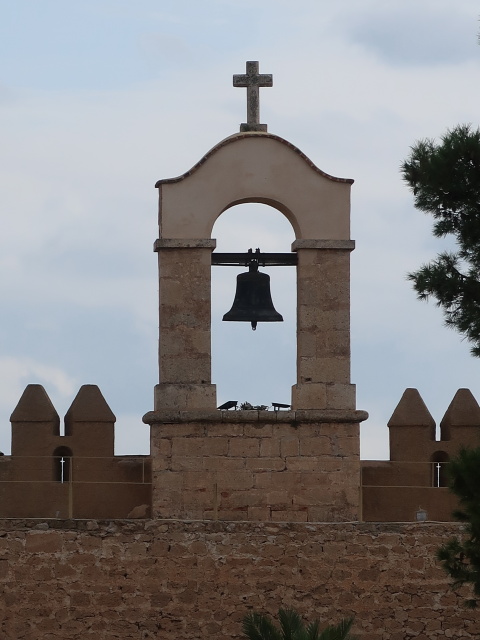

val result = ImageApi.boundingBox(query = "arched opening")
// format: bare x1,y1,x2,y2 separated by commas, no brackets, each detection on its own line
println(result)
431,451,449,488
53,446,73,483
211,203,296,408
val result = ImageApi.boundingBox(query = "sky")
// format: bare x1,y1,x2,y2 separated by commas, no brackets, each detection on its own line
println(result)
1,0,480,459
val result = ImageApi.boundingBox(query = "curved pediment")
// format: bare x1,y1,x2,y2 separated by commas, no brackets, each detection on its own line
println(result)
156,132,353,240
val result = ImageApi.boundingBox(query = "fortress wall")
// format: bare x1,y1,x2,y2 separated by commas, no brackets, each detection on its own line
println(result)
361,486,458,522
0,519,477,640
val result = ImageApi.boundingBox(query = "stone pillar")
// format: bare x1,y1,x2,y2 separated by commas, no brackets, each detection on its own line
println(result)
154,239,217,411
292,240,356,410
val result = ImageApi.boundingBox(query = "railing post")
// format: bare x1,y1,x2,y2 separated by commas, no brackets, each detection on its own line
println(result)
68,456,73,519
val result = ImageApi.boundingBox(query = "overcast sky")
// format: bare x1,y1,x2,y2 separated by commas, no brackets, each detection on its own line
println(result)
1,0,480,459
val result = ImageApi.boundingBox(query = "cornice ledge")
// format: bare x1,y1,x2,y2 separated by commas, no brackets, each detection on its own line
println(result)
292,240,355,251
143,409,369,425
154,239,217,250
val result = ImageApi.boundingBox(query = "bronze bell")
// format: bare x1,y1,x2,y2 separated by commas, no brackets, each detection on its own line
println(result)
223,261,283,330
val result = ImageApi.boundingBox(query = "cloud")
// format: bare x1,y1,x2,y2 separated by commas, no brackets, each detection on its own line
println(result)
340,0,479,66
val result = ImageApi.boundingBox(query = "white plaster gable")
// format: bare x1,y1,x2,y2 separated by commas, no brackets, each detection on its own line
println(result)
156,132,353,241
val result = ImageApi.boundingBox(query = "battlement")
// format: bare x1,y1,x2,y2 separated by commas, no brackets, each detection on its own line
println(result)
2,385,478,522
0,384,151,519
362,387,480,521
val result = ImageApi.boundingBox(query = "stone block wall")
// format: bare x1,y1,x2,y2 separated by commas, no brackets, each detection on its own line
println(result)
146,410,365,522
154,240,217,412
292,243,356,411
0,519,477,640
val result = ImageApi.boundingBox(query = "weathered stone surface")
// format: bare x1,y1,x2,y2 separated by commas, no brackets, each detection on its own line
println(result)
150,419,360,521
0,519,477,640
156,243,218,410
144,409,368,425
292,239,355,250
154,238,217,249
233,61,272,132
154,384,217,412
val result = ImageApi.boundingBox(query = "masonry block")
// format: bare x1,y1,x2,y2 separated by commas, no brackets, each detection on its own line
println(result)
203,456,246,471
326,383,356,410
260,437,280,457
246,457,286,471
149,413,361,522
244,424,273,437
228,437,260,457
279,437,298,457
291,383,327,410
154,383,217,411
299,436,331,456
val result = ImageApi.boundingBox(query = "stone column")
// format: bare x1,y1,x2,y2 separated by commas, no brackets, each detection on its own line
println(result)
154,239,217,411
292,240,356,411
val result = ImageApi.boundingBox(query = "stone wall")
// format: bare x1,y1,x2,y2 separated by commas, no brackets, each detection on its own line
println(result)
147,411,364,522
0,519,477,640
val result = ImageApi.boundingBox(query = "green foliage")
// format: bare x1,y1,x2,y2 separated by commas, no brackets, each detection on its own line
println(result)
242,608,357,640
401,124,480,355
437,447,480,608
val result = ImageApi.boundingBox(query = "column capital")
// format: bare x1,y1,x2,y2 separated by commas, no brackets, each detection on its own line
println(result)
292,239,355,251
154,239,216,251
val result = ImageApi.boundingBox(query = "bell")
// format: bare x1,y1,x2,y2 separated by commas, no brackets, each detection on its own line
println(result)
223,262,283,330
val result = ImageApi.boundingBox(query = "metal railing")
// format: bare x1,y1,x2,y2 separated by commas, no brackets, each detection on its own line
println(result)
361,460,450,488
0,455,151,519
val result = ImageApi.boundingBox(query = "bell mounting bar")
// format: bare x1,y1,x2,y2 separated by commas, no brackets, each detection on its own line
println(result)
212,248,297,267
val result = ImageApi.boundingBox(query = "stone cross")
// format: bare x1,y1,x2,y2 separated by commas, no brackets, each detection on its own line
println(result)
233,61,273,132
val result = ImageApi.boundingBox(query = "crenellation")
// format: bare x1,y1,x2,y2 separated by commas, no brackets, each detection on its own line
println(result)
2,384,151,519
363,386,480,521
10,384,60,426
440,388,480,441
10,385,60,458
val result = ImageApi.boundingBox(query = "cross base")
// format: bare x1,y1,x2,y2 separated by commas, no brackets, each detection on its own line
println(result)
240,123,268,132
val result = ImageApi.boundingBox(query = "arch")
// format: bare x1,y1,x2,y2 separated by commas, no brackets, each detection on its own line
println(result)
153,130,356,412
212,201,296,252
156,133,353,242
218,197,299,238
211,203,296,404
53,446,73,483
431,451,450,488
